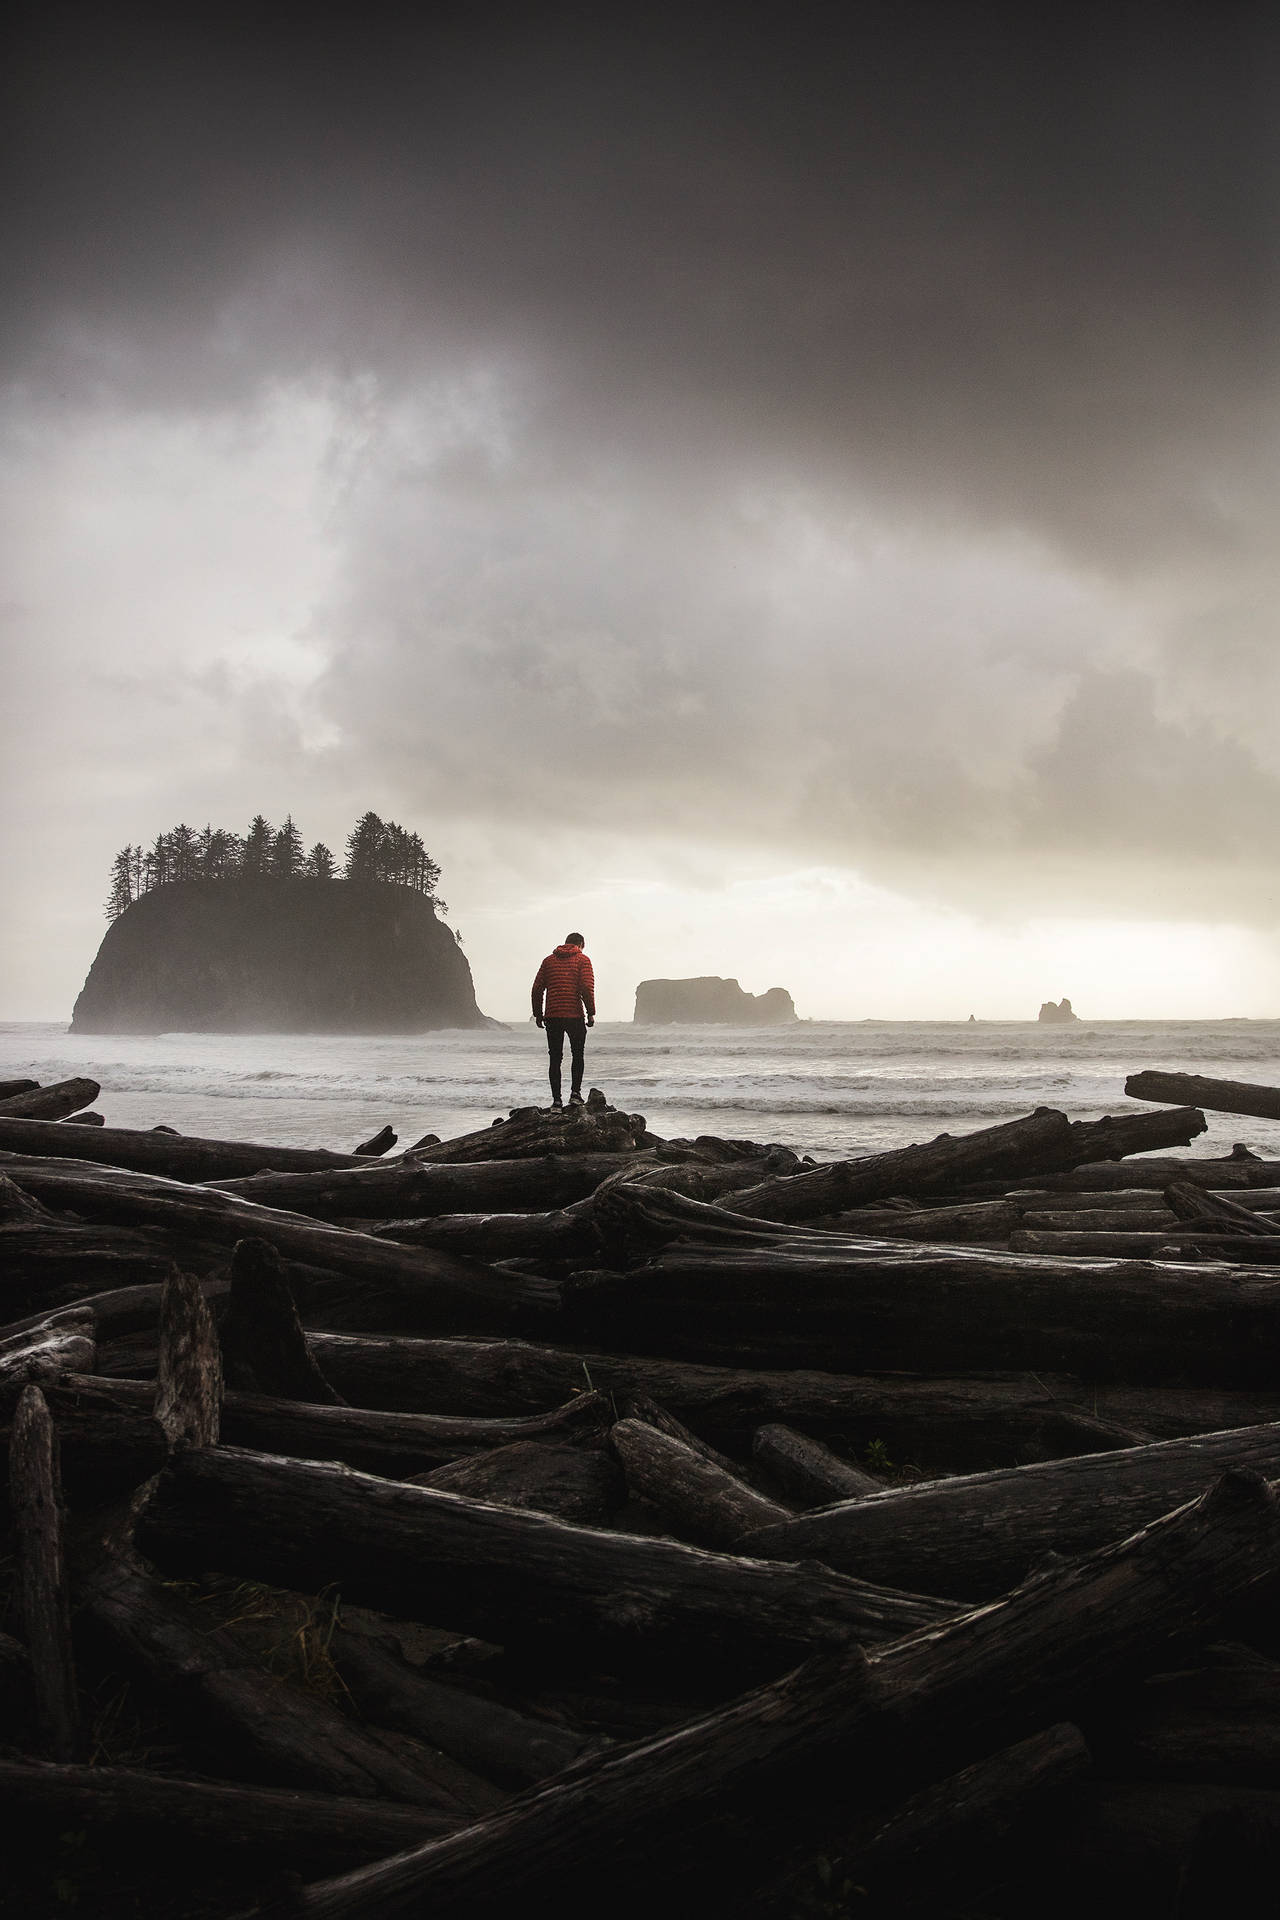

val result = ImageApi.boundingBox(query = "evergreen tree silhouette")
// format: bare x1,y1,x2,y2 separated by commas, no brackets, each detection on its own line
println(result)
105,847,136,920
241,815,274,878
304,842,336,879
343,811,385,881
272,814,305,878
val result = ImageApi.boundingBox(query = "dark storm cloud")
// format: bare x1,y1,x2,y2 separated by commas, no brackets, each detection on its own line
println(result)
6,0,1279,924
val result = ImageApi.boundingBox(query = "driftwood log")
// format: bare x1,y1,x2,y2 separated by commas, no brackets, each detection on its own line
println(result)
738,1421,1280,1599
9,1385,80,1759
135,1445,960,1671
0,1115,369,1178
1127,1069,1280,1123
0,1156,558,1331
303,1330,1280,1465
0,1078,100,1122
608,1417,791,1549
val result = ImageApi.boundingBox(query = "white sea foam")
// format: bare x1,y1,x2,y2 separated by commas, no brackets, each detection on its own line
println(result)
3,1020,1280,1158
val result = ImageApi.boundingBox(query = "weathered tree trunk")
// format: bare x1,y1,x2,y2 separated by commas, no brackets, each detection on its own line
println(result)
355,1126,397,1156
212,1152,641,1220
367,1208,594,1261
43,1373,612,1482
9,1385,80,1760
563,1240,1280,1383
721,1107,1206,1225
0,1078,38,1100
410,1104,643,1165
136,1446,959,1672
616,1391,744,1476
608,1418,792,1549
738,1420,1280,1600
220,1237,346,1404
751,1425,881,1505
326,1626,597,1786
999,1155,1280,1194
1127,1069,1280,1123
408,1439,625,1525
306,1330,1267,1468
241,1470,1280,1920
79,1551,496,1812
1011,1229,1280,1260
0,1316,96,1404
809,1197,1022,1241
0,1078,100,1121
1164,1175,1280,1234
0,1155,559,1331
153,1267,222,1449
0,1115,369,1178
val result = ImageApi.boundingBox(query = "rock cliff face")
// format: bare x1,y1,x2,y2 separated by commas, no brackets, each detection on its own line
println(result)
633,977,798,1025
71,879,488,1033
1037,998,1080,1024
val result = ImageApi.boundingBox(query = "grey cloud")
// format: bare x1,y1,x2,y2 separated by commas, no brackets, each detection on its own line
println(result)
5,1,1279,940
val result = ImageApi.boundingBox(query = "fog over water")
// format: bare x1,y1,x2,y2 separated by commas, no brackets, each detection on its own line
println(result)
4,5,1278,1019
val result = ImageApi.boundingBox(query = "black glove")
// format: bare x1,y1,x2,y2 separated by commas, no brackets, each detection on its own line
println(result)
586,1015,595,1027
534,1015,544,1028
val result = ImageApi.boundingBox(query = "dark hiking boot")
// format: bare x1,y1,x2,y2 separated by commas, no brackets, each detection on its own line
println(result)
568,1091,585,1106
550,1097,564,1110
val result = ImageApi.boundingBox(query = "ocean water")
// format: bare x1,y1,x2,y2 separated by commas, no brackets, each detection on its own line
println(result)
4,1020,1280,1162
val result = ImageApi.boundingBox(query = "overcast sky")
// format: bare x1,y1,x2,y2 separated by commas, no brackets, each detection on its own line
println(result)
4,2,1278,1021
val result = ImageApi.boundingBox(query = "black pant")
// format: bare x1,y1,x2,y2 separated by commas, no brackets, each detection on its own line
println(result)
544,1017,586,1100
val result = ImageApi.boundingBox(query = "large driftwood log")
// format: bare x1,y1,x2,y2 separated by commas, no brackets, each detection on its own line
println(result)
0,1115,369,1178
721,1107,1206,1224
9,1385,80,1759
0,1078,100,1121
42,1373,611,1482
0,1155,558,1331
1164,1175,1280,1235
999,1155,1280,1194
811,1197,1022,1241
80,1552,494,1811
608,1418,791,1549
751,1425,882,1505
1127,1069,1280,1123
1085,1659,1280,1783
368,1209,594,1261
220,1238,346,1404
0,1078,39,1100
738,1420,1280,1600
213,1152,640,1220
408,1439,625,1525
136,1446,960,1672
243,1470,1280,1920
153,1267,222,1448
0,1758,456,1862
326,1625,597,1786
410,1104,643,1164
564,1239,1280,1383
305,1331,1279,1466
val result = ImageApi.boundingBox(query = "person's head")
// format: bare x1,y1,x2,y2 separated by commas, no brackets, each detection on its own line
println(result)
565,932,585,948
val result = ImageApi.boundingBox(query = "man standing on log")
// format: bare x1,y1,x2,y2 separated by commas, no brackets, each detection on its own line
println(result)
531,933,596,1110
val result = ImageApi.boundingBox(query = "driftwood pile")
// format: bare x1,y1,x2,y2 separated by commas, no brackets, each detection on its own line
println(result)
5,1067,1280,1914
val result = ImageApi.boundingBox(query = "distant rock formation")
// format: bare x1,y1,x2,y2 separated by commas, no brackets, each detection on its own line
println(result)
1037,997,1079,1024
71,878,489,1033
633,977,798,1025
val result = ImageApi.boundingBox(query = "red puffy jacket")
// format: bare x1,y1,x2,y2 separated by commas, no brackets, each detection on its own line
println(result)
532,945,596,1019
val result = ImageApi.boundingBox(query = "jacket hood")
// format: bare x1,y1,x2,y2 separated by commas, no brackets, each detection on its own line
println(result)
554,944,583,956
